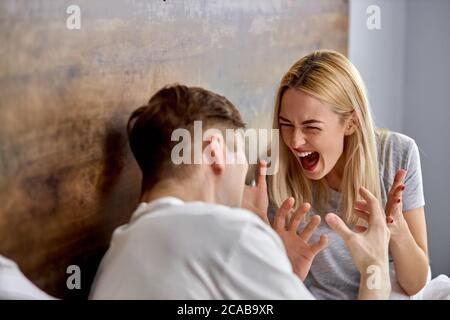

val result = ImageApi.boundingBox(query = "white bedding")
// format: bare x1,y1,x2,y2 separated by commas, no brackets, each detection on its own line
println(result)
1,254,448,300
389,263,450,300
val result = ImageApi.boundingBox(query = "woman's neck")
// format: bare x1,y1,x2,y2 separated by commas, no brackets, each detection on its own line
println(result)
325,154,346,192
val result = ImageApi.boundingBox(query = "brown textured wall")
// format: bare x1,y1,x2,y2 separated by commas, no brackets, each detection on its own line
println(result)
0,0,348,298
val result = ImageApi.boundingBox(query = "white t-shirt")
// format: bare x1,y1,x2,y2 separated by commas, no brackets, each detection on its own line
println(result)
0,255,55,300
89,197,314,299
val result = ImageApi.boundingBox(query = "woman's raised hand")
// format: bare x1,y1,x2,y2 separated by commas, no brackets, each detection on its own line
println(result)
385,169,411,240
272,198,328,281
242,161,270,224
325,187,390,272
324,187,391,299
353,170,409,240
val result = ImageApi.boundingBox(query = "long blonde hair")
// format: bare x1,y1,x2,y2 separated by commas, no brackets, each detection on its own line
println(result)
268,50,381,226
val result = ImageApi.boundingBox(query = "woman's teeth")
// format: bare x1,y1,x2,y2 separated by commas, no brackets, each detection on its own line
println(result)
297,151,320,172
298,151,314,158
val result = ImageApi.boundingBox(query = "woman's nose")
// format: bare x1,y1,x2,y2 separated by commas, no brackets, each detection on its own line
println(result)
291,128,306,148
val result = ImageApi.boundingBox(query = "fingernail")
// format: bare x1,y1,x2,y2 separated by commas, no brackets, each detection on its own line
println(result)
386,216,394,224
396,198,401,203
401,185,405,191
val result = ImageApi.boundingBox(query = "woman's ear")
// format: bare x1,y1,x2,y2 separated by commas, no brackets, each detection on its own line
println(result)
345,110,358,136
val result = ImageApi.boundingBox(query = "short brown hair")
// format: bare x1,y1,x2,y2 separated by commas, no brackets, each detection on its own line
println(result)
127,84,245,194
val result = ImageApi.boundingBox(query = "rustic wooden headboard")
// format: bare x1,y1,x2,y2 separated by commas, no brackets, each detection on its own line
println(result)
0,0,348,299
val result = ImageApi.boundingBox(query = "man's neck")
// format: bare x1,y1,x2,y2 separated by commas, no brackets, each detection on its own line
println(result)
140,179,215,205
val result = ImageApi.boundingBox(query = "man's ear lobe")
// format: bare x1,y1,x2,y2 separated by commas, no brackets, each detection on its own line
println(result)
203,134,225,174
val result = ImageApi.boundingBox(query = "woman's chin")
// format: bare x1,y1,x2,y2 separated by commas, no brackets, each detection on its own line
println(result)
304,172,324,181
301,161,330,181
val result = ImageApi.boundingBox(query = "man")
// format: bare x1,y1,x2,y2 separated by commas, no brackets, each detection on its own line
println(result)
90,84,391,299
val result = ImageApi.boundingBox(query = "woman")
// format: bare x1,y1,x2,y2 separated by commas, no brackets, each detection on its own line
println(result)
267,50,429,299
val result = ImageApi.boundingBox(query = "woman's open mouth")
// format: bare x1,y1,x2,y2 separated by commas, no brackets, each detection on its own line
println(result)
298,151,320,172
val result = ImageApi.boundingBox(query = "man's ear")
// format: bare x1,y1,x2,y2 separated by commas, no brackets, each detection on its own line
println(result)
203,132,225,175
344,110,358,136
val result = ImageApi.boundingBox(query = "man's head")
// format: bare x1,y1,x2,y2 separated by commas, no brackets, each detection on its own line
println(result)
127,84,248,207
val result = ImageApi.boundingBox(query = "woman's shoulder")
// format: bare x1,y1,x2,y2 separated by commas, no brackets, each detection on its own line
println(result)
375,129,425,210
376,129,418,159
376,129,420,184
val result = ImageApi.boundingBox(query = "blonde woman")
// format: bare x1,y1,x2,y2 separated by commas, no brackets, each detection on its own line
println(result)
265,50,429,299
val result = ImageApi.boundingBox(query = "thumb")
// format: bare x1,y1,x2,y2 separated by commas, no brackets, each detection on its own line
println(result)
325,213,354,242
256,160,268,187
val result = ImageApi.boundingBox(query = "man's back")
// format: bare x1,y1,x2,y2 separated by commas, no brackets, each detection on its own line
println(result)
89,197,313,299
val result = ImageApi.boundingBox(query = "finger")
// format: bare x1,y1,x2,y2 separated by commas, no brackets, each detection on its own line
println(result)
273,197,294,230
389,184,405,204
354,201,369,215
256,160,268,187
298,215,321,242
288,202,310,232
310,234,328,255
354,200,368,210
389,185,404,205
388,170,406,198
393,169,407,185
390,196,403,219
325,213,354,242
353,207,369,222
359,187,384,224
353,225,367,233
386,185,404,217
385,170,407,217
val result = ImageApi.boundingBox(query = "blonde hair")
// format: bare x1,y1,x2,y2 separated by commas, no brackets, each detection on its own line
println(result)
268,50,381,226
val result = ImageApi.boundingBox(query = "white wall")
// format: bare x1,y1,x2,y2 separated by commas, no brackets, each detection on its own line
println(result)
402,0,450,277
349,0,450,276
349,0,407,132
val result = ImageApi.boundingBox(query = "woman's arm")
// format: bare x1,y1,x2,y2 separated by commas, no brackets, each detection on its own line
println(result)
385,169,429,296
389,206,429,296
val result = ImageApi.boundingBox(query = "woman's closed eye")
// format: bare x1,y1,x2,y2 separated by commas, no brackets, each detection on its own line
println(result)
279,121,322,132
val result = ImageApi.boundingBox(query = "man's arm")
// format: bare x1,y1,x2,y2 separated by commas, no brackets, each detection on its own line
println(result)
220,221,316,300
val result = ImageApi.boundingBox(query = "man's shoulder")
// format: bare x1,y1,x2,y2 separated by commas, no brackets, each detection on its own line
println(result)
128,200,274,241
152,201,266,224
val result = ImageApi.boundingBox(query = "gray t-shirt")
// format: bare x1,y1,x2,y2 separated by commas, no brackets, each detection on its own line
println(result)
269,131,425,300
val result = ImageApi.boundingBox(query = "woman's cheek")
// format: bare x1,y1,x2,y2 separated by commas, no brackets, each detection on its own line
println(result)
281,130,291,148
320,152,326,171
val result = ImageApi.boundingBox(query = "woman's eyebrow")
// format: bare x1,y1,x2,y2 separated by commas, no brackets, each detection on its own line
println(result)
278,116,292,122
278,116,323,125
301,119,324,125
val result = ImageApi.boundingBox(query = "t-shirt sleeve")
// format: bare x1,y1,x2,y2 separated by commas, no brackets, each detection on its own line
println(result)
403,139,426,211
219,222,315,300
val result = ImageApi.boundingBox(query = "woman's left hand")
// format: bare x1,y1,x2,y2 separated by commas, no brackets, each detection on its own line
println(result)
353,169,410,241
384,169,409,239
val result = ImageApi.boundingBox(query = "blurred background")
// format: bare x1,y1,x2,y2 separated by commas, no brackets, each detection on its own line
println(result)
0,0,448,298
349,0,450,278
